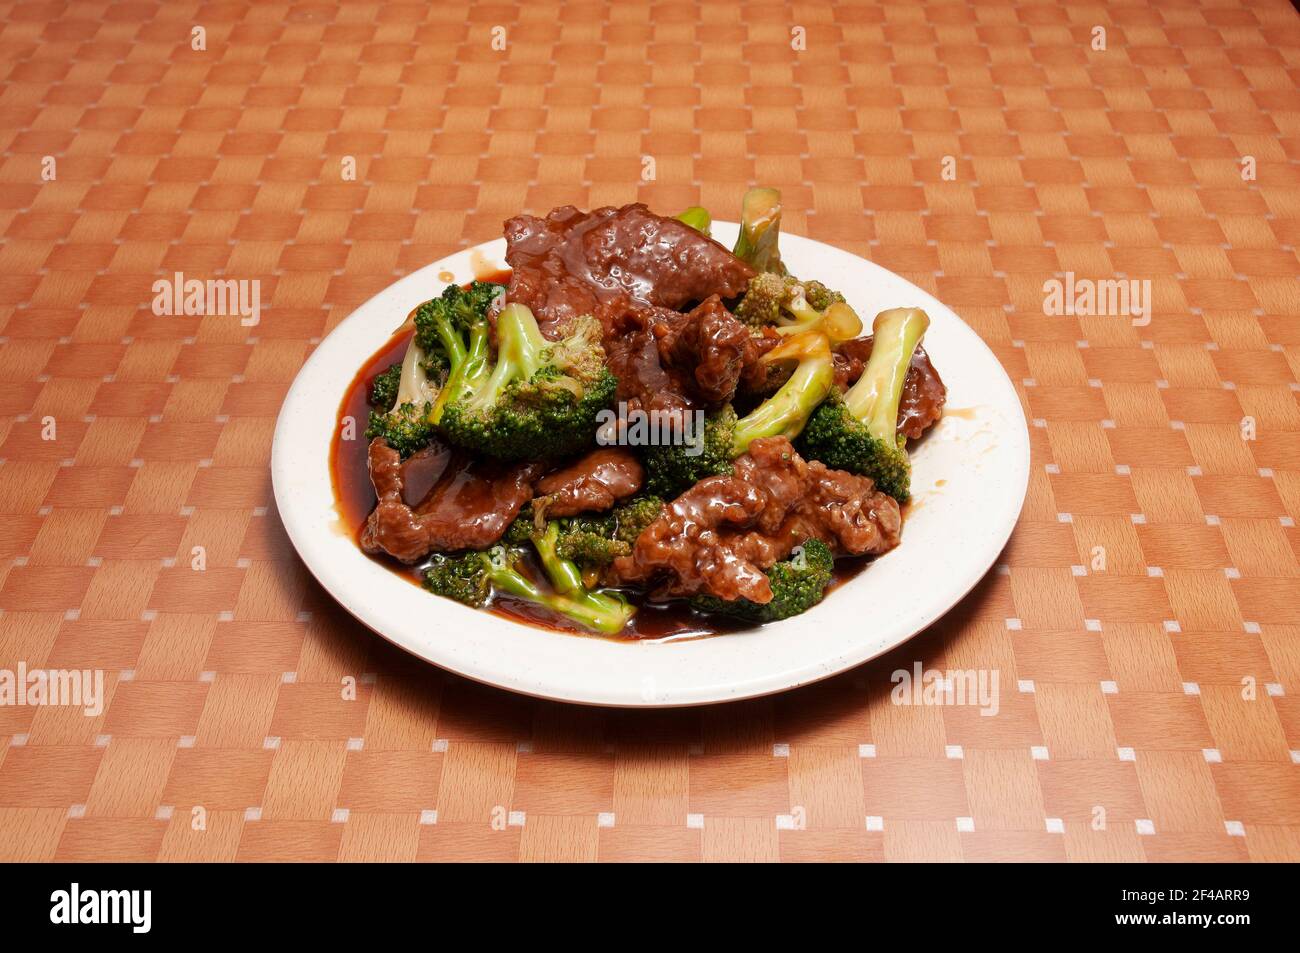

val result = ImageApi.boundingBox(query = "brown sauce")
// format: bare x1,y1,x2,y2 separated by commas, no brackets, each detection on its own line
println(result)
329,269,879,640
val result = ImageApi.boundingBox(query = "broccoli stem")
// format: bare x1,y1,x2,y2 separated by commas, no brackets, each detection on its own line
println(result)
732,187,785,274
776,285,821,325
429,318,490,422
530,522,585,596
391,337,438,412
522,522,636,635
843,307,930,440
485,557,548,603
732,332,834,455
428,309,467,368
466,302,546,411
540,587,635,636
466,546,633,636
775,299,863,343
676,206,712,235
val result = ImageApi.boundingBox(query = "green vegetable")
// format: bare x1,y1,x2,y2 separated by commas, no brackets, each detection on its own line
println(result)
364,401,436,458
797,307,930,502
644,332,835,497
368,362,402,409
608,495,665,546
510,496,666,570
734,272,860,340
644,405,738,499
412,281,502,423
439,302,616,461
364,321,441,457
676,206,712,236
438,510,636,634
364,282,504,458
691,538,835,623
732,187,785,274
424,544,632,635
560,496,665,567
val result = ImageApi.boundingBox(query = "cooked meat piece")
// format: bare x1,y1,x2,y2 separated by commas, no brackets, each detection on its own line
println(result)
361,438,544,563
535,447,644,518
503,203,755,411
832,337,947,439
784,460,902,558
395,441,454,506
612,436,900,603
502,212,608,332
898,345,947,440
655,295,753,406
604,314,700,416
503,203,755,335
732,439,901,559
830,350,858,391
612,450,791,604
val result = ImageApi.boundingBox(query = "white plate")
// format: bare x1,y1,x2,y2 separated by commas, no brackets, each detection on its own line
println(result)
272,224,1029,707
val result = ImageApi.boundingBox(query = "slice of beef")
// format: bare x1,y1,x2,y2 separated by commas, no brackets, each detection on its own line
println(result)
534,447,644,518
611,436,900,604
783,460,902,558
504,203,756,413
832,337,947,439
604,313,700,416
502,203,755,335
612,450,788,604
361,438,544,563
655,295,753,406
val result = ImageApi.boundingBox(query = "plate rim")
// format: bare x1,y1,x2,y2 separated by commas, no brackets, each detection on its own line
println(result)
271,224,1030,707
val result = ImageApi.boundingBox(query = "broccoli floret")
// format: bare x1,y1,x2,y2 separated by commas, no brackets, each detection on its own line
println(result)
439,303,616,461
365,322,442,457
733,272,790,326
530,510,624,568
511,495,666,571
445,516,637,634
802,280,844,313
611,495,665,544
691,538,835,623
643,405,737,498
555,494,666,566
424,548,494,607
643,332,835,497
364,282,504,458
413,281,503,360
734,273,862,342
732,187,786,275
738,271,785,327
411,281,501,422
797,307,930,502
676,206,712,236
555,522,624,567
423,543,632,635
369,362,402,408
365,401,435,458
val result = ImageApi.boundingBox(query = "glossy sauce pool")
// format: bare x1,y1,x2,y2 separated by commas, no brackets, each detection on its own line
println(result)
330,273,878,640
